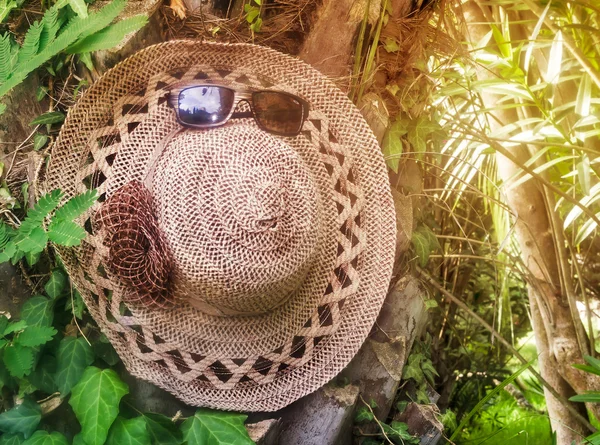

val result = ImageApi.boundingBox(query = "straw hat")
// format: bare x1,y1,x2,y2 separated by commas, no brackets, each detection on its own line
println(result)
44,40,396,411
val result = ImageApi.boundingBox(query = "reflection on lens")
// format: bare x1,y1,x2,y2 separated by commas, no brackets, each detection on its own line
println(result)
252,92,305,135
178,86,235,125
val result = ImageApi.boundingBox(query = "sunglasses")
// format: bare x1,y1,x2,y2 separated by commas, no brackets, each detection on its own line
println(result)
167,84,310,136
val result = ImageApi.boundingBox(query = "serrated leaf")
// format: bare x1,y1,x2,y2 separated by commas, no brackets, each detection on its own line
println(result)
4,320,27,335
0,433,25,445
4,344,34,378
143,413,182,445
30,112,65,126
28,354,57,394
107,417,151,445
22,431,68,445
68,0,88,18
44,269,67,299
16,190,62,237
0,399,41,438
181,409,254,445
55,336,94,396
16,326,57,347
68,15,148,54
21,296,54,327
47,220,87,246
382,119,407,173
33,134,48,151
69,367,129,445
53,190,97,222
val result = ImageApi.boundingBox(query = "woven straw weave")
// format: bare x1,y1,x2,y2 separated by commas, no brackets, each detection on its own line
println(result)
43,40,396,411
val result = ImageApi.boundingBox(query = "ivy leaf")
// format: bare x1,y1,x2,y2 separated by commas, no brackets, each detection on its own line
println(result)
143,413,182,445
30,112,65,126
382,421,419,445
4,344,34,378
0,433,25,445
0,399,41,438
107,417,151,445
16,326,57,347
180,409,254,445
354,406,374,423
22,431,69,445
33,134,48,151
44,269,67,299
21,296,54,327
55,336,94,396
411,230,430,267
47,220,87,247
53,190,97,222
407,117,441,159
71,435,86,445
69,366,129,445
382,119,407,173
28,355,57,394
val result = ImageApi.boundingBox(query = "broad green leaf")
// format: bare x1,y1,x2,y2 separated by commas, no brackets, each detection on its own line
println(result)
0,399,41,438
107,417,151,445
0,433,25,445
382,421,419,444
33,134,48,151
16,326,57,347
69,367,129,445
55,336,95,396
411,231,430,267
28,355,57,394
15,227,48,255
21,296,54,327
71,435,85,445
143,413,183,445
354,406,374,423
30,112,65,126
4,344,34,378
382,119,407,173
44,269,67,299
22,431,68,445
180,409,254,445
53,190,97,222
47,220,87,247
67,0,88,18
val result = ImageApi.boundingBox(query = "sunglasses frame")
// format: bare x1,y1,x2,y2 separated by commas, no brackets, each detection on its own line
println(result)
167,84,310,137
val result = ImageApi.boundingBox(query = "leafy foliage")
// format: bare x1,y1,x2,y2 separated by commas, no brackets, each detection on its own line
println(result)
0,189,97,265
0,400,41,438
142,413,183,445
106,417,151,445
55,336,94,395
181,410,254,445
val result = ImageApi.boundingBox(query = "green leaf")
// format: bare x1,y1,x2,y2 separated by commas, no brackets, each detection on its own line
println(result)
67,0,88,18
143,413,182,445
0,0,17,24
4,344,34,378
92,335,120,366
383,37,399,53
16,326,57,347
47,220,87,247
4,320,28,335
44,269,67,299
65,288,86,320
107,417,151,445
411,231,430,267
21,296,54,327
22,431,68,445
569,392,600,403
68,15,148,54
0,433,25,445
53,190,97,222
28,354,57,394
69,366,129,445
407,117,441,158
15,227,48,255
16,190,62,236
30,112,65,126
382,421,419,445
36,86,48,102
0,399,41,438
33,134,48,151
55,336,94,396
354,406,374,423
71,435,85,445
382,119,407,173
180,409,254,445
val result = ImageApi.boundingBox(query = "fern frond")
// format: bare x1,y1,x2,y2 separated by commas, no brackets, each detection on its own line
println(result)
0,33,13,83
0,221,14,248
16,189,63,237
18,21,44,66
53,189,98,222
67,14,147,54
38,5,61,51
14,226,48,254
75,0,126,41
47,220,86,246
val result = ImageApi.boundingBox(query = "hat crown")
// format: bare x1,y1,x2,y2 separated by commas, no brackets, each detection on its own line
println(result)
152,126,321,316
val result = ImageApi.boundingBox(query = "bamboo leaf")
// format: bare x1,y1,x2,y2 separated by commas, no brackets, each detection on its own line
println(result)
546,31,563,85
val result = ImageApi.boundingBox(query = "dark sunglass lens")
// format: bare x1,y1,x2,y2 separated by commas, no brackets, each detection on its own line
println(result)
178,86,235,126
252,92,305,135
